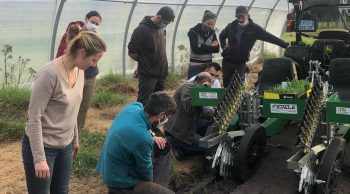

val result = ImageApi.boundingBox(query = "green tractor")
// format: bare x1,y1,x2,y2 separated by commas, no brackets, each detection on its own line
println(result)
193,0,350,193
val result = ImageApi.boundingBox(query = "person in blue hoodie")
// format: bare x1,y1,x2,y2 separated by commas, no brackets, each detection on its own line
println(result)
96,92,176,194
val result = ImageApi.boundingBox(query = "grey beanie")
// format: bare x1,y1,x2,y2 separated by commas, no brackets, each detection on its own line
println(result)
202,10,216,22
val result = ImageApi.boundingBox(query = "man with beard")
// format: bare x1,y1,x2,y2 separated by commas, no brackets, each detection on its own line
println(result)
219,6,289,87
97,92,176,194
128,6,175,105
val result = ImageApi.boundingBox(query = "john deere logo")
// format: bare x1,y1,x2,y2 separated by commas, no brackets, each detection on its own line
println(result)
324,45,333,53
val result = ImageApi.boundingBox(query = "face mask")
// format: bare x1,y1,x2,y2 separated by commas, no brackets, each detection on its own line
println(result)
238,19,249,26
86,22,98,31
158,23,168,30
157,115,168,128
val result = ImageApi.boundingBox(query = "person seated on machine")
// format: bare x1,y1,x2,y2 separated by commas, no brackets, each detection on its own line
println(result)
188,62,222,88
165,72,214,160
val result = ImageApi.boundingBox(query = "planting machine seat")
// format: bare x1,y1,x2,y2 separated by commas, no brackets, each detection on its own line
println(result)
328,58,350,100
256,58,295,96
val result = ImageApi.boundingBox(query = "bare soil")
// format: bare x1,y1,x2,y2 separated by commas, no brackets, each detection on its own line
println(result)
1,71,350,193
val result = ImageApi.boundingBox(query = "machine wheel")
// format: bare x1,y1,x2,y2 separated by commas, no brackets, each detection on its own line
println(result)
233,124,267,182
316,137,346,194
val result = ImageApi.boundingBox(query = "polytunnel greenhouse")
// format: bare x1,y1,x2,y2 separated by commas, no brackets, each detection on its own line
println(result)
1,0,350,194
1,0,291,79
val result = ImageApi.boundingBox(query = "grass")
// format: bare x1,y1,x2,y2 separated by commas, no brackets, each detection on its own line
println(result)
166,71,184,90
92,91,127,108
282,32,316,45
0,118,26,141
0,86,30,140
262,51,277,60
0,86,30,115
73,129,105,177
96,72,137,94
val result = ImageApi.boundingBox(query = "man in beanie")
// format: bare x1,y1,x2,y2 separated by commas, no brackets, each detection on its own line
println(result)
219,6,289,87
187,10,220,79
128,6,176,105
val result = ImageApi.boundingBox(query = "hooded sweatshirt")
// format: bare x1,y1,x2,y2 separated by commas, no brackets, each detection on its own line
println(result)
128,16,168,78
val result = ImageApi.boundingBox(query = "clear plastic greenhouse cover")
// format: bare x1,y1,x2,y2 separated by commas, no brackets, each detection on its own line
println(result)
0,0,289,84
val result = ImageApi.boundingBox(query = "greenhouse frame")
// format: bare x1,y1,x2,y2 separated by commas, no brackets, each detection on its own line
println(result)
1,0,290,80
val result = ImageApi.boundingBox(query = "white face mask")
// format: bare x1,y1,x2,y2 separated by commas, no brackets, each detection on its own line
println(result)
157,115,168,128
238,19,249,26
86,22,98,31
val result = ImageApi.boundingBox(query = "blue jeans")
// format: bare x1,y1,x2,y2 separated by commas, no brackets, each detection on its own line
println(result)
22,135,73,194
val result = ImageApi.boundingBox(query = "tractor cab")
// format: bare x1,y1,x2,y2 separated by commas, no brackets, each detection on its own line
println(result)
284,0,350,79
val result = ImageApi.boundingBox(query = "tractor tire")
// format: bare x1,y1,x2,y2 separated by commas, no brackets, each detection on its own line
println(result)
316,137,346,194
233,124,267,182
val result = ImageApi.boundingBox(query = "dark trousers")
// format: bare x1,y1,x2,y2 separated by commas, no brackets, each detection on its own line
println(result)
222,58,247,88
22,135,73,194
187,63,206,79
166,119,210,154
153,149,171,187
137,77,166,106
108,147,173,194
108,181,174,194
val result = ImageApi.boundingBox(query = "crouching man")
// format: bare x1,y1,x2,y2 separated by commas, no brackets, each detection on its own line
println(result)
166,72,214,159
97,92,176,194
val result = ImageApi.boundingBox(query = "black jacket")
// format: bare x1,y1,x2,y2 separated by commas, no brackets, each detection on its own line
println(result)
188,23,220,57
128,16,168,78
219,19,288,63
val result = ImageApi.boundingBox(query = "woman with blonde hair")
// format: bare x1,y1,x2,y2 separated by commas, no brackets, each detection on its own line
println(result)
22,30,106,194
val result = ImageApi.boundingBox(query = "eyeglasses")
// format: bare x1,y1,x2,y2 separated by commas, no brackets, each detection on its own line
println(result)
209,73,220,78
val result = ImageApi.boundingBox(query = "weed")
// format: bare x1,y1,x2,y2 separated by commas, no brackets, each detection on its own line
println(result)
73,129,105,177
165,71,183,90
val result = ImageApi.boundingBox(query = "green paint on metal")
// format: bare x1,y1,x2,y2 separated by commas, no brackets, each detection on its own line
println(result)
263,99,306,120
324,45,333,53
190,86,226,106
227,114,239,131
336,125,350,141
262,118,286,137
326,93,350,123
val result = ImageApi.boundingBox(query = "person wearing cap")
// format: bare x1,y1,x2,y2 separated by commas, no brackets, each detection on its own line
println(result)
219,6,289,87
128,6,176,105
187,10,220,79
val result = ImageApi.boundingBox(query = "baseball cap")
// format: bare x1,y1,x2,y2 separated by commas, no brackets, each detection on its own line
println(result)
235,6,248,17
157,6,175,22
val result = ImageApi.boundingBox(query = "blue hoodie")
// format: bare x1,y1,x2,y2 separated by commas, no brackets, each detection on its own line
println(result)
96,102,153,188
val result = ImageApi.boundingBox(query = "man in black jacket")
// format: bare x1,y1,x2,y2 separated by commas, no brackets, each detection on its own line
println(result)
128,7,175,105
219,6,289,87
